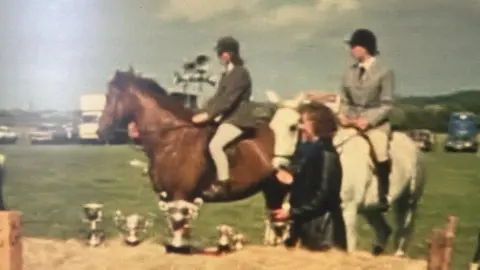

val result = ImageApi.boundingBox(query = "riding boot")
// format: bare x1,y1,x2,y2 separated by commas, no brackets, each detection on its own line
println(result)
376,160,391,212
202,179,230,199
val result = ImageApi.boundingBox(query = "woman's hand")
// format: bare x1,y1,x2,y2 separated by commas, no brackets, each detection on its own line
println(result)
338,113,352,127
191,112,210,123
354,117,369,130
272,208,290,220
276,169,293,185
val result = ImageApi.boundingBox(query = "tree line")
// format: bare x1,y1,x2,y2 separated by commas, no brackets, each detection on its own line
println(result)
1,90,479,132
390,90,480,132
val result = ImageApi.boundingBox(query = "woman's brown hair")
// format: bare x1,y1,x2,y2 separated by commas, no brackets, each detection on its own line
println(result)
298,102,338,139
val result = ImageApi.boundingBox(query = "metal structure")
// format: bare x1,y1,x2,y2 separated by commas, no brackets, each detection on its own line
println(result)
171,54,216,110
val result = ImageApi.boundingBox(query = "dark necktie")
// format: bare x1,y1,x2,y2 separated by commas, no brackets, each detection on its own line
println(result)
358,66,366,80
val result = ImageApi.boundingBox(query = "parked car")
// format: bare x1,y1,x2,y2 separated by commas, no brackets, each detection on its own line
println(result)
28,123,69,144
444,112,478,153
406,129,435,152
0,126,18,144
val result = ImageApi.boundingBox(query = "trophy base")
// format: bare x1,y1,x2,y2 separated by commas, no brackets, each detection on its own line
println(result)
124,239,141,247
87,230,105,247
164,243,196,254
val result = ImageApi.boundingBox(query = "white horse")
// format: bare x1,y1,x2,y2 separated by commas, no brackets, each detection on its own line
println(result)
266,91,426,256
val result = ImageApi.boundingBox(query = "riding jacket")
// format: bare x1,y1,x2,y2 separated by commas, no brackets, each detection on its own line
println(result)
340,57,394,128
202,65,256,128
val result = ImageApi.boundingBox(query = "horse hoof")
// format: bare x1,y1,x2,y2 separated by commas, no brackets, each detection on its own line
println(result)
372,245,385,256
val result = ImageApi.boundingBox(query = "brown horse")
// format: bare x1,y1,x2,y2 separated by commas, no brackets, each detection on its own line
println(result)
96,68,289,247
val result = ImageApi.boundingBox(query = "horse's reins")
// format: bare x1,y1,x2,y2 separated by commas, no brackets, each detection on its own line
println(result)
126,121,205,152
334,126,383,166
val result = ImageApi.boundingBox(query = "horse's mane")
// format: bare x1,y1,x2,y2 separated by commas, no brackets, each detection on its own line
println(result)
110,68,194,122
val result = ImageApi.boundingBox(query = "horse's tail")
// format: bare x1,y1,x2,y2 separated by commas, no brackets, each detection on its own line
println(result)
0,154,6,210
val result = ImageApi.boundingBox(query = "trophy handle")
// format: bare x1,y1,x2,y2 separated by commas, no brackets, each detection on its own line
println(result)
158,201,169,212
193,198,203,207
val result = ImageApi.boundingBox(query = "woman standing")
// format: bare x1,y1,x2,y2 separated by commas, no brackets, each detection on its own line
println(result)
273,102,346,251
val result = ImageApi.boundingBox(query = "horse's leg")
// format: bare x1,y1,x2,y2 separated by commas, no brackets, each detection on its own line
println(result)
393,157,426,257
361,210,392,255
342,201,359,253
261,175,289,246
471,230,480,268
392,194,418,257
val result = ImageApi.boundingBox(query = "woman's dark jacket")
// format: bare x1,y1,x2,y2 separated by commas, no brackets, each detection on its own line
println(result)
288,139,343,221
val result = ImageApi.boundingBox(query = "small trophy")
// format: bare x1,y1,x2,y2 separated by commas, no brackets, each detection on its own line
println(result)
82,203,105,247
232,233,247,251
113,210,154,246
216,224,234,254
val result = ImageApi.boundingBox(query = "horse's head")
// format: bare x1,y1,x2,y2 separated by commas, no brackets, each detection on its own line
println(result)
267,91,305,169
267,90,340,170
97,67,138,141
97,67,192,141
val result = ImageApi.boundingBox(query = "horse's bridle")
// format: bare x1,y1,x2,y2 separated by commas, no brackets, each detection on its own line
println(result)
126,121,201,152
272,127,361,169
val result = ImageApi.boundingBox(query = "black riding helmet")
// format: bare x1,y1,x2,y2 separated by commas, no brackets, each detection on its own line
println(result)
345,28,378,55
215,36,240,56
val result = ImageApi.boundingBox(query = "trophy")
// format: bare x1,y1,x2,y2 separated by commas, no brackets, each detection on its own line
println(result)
113,210,154,246
216,224,234,254
82,203,105,247
232,233,247,251
158,197,203,252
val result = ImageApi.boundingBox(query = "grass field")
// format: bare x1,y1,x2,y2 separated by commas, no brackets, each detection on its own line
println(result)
1,140,480,269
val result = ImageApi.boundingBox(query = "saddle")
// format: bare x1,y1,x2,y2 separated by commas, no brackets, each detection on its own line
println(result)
205,102,277,166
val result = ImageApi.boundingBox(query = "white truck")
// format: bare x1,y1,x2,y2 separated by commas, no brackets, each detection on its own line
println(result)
78,94,106,143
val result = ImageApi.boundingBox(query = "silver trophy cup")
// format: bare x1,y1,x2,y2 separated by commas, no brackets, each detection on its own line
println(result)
158,198,203,250
113,210,154,246
82,203,105,247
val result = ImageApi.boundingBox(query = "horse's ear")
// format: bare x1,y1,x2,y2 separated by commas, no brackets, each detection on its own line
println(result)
265,90,282,104
279,92,307,109
292,92,307,107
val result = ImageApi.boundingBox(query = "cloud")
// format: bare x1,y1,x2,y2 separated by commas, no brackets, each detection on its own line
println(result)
249,0,360,30
158,0,360,30
157,0,260,22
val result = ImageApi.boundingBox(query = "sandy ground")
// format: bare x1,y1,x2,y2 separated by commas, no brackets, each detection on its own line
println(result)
22,238,427,270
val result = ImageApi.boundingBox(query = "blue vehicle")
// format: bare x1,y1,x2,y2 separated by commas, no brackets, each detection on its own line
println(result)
444,112,478,152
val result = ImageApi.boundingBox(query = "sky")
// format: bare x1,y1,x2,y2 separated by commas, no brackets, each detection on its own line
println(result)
1,0,479,110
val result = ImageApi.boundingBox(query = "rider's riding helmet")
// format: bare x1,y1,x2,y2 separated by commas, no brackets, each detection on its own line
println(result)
345,28,378,55
215,36,240,56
